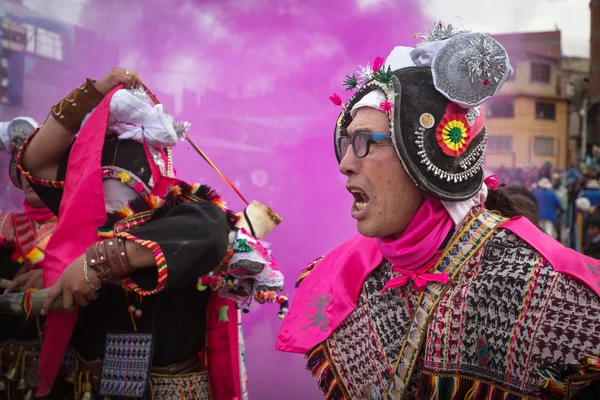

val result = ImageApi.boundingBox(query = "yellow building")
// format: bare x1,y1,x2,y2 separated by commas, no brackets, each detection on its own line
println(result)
483,31,569,170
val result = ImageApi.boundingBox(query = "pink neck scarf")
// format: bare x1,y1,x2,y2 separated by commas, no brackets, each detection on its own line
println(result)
276,198,454,354
22,199,55,223
377,198,454,292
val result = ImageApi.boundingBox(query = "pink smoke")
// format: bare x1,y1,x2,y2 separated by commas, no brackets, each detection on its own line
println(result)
54,0,427,397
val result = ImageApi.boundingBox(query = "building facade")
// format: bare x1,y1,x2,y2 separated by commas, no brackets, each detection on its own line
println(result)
0,0,117,213
484,31,570,170
588,0,600,150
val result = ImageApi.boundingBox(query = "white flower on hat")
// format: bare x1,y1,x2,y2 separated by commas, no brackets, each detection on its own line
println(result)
79,88,191,147
109,89,178,148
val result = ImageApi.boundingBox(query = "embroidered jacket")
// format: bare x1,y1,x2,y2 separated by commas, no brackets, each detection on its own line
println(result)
287,210,600,399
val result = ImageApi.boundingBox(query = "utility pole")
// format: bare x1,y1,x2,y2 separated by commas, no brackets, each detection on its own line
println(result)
581,98,589,165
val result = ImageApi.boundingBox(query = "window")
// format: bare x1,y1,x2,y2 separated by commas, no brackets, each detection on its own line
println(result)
0,56,9,105
535,102,556,120
487,135,514,153
24,24,35,53
534,137,555,156
22,24,63,61
486,99,515,118
530,62,551,82
1,18,27,52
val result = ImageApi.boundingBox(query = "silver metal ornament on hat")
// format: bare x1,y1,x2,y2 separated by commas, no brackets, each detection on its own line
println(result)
432,32,512,108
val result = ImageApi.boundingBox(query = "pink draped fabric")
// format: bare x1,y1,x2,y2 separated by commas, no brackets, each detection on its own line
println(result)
501,216,600,298
276,198,454,354
21,200,55,223
36,87,121,396
34,88,243,396
277,205,600,355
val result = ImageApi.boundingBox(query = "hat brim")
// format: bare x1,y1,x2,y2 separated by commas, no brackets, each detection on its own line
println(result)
390,73,484,201
334,70,485,202
9,145,21,188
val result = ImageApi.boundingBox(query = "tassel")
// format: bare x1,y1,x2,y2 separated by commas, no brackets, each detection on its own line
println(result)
306,345,326,373
430,375,438,398
465,379,481,400
129,312,138,332
306,344,343,398
451,376,461,398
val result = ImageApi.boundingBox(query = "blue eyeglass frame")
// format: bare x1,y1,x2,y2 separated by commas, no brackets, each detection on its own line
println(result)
337,132,391,158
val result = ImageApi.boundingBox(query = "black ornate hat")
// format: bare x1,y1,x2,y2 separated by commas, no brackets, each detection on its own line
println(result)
331,22,512,201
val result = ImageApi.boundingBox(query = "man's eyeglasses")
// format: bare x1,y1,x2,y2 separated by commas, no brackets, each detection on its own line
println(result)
337,133,391,159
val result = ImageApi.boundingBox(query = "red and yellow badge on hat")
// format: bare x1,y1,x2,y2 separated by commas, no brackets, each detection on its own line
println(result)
436,114,471,157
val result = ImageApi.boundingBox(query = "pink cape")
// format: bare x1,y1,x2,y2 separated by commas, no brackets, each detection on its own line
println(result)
34,87,242,398
276,215,600,354
36,87,119,396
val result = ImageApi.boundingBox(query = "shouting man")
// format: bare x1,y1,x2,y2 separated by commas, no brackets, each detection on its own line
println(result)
277,23,600,399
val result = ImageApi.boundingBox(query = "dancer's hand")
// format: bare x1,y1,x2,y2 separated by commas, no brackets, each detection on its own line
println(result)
4,269,43,294
93,67,144,94
41,254,100,315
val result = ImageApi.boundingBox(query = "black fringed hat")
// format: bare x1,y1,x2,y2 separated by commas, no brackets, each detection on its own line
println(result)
332,22,512,201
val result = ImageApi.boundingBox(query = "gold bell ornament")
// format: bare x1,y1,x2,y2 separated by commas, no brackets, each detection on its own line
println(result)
16,376,27,391
81,382,93,400
5,347,23,382
4,364,17,381
65,360,79,385
17,351,28,391
22,389,35,400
